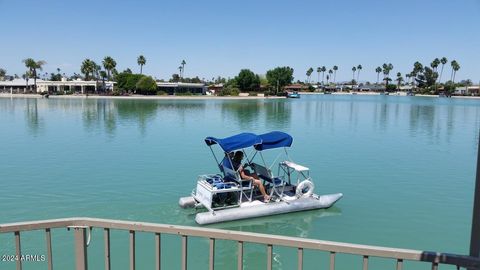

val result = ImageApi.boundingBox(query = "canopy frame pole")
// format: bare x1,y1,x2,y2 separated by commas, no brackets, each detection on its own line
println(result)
470,132,480,259
284,147,292,162
208,146,221,169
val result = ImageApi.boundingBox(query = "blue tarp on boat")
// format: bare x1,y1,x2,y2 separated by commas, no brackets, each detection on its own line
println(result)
205,132,262,152
254,131,293,151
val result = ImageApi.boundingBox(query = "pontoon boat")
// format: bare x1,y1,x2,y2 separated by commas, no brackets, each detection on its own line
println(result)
179,131,343,225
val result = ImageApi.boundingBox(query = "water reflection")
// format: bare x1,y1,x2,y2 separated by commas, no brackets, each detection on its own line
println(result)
25,99,43,136
38,98,291,136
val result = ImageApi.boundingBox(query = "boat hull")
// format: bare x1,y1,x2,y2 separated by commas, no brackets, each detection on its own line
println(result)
194,193,343,225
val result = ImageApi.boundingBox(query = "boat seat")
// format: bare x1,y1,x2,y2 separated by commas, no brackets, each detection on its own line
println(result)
251,163,286,198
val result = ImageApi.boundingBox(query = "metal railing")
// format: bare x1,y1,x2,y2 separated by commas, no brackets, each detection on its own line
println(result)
1,217,479,270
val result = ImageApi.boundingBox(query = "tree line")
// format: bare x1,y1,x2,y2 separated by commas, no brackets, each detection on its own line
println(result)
0,55,472,96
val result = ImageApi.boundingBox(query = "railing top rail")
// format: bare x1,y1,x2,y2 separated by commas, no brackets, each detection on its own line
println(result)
1,217,479,269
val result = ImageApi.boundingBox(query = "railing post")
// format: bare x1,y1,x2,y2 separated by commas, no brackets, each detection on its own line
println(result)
330,252,336,270
363,255,369,270
73,227,88,270
15,231,22,270
237,241,243,270
396,259,403,270
129,230,135,270
45,228,53,270
181,235,188,270
267,244,273,270
470,131,480,259
209,238,215,270
155,233,161,270
104,228,111,270
297,248,303,270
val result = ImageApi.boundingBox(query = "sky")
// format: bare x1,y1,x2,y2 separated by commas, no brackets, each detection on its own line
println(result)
1,0,479,83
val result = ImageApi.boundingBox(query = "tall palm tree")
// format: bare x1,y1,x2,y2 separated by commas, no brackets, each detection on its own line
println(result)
450,60,460,83
181,60,186,78
333,66,338,83
306,67,314,83
431,58,440,91
439,57,448,83
382,63,393,88
321,66,326,85
431,58,440,72
102,56,117,80
328,69,333,85
375,66,382,84
356,64,362,82
396,72,403,90
137,55,146,74
411,62,423,89
178,66,183,80
316,67,321,84
22,58,46,92
352,66,357,83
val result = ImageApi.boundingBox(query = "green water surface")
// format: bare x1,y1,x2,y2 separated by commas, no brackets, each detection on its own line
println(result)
0,95,479,270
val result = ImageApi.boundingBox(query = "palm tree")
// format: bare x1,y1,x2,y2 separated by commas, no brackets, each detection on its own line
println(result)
411,62,423,89
375,66,382,84
321,66,326,85
22,58,46,92
431,58,440,91
181,60,186,78
306,67,314,83
396,72,403,90
450,60,460,83
356,64,362,82
178,66,183,80
80,59,96,81
352,66,356,83
102,56,117,80
333,66,338,83
316,67,321,84
326,75,330,84
137,55,146,74
382,63,393,89
0,68,6,81
439,57,448,83
328,69,333,85
431,58,440,72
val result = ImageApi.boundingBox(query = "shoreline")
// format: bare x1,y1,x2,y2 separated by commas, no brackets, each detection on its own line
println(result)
1,92,479,100
0,93,285,100
298,91,480,99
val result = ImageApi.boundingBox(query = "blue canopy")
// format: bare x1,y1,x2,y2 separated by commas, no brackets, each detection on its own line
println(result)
254,131,293,151
205,133,262,153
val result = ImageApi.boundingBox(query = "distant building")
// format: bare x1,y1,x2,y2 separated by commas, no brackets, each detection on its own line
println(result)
455,85,479,95
284,84,308,92
0,78,114,94
207,84,224,95
156,82,206,95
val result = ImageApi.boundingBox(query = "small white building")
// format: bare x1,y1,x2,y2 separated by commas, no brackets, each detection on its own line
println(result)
0,78,114,94
156,82,206,95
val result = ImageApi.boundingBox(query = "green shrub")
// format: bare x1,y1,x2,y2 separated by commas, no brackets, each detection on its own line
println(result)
135,76,157,95
156,90,167,95
218,87,240,96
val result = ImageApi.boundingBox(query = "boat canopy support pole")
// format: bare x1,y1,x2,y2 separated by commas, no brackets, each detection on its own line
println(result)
208,146,221,168
470,131,480,259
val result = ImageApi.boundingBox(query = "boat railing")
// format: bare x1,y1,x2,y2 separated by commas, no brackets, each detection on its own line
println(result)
1,217,479,270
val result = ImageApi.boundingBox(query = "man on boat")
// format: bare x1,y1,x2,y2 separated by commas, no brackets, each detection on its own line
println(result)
231,151,270,202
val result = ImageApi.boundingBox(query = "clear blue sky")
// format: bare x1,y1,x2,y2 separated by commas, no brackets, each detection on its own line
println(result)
1,0,479,83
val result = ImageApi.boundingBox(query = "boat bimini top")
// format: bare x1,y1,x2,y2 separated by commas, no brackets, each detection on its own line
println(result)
205,131,293,152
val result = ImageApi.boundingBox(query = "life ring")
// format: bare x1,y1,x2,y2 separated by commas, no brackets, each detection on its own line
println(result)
295,180,315,198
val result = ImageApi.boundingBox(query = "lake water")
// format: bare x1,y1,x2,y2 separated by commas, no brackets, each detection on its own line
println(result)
0,95,479,270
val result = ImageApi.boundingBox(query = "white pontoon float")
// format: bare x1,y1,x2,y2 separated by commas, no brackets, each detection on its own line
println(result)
179,131,343,225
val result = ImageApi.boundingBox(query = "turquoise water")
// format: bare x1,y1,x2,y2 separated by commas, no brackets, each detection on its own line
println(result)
0,95,479,270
